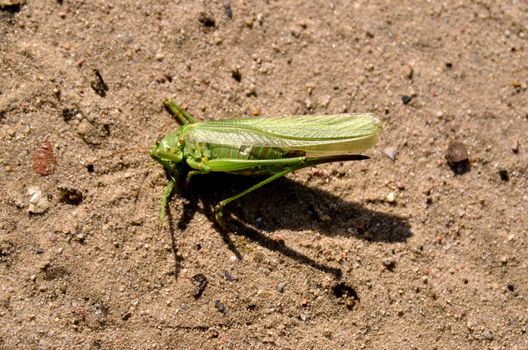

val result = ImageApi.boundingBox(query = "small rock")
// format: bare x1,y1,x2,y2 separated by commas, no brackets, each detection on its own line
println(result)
383,257,396,271
90,69,109,97
256,13,264,25
446,142,470,174
243,16,254,28
446,142,468,163
512,80,527,90
27,188,50,214
214,300,226,313
212,32,223,45
32,139,57,176
223,1,232,19
386,192,396,204
249,106,261,116
383,147,397,161
191,273,208,298
223,271,235,282
401,95,412,105
511,139,519,154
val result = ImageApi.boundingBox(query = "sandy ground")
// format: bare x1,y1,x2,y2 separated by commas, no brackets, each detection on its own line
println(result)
1,0,527,349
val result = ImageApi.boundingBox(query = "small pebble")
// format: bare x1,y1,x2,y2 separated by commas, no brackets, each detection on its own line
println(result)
401,95,412,105
223,1,233,19
446,142,470,174
215,300,226,313
383,147,397,161
244,16,254,28
386,192,396,204
511,140,519,154
212,32,223,45
383,257,396,271
191,274,208,298
249,106,261,116
446,142,468,163
223,271,235,282
90,69,109,97
27,188,50,214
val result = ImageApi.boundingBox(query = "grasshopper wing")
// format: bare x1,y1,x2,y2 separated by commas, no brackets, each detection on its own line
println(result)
184,114,381,156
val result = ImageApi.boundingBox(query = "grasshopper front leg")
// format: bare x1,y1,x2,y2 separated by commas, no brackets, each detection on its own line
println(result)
160,178,176,221
163,99,197,124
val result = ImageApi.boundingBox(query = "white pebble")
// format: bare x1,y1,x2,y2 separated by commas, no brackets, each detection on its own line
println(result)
27,188,50,214
383,147,397,161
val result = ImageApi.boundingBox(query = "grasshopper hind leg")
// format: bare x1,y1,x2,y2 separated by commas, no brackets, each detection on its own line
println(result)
214,167,297,226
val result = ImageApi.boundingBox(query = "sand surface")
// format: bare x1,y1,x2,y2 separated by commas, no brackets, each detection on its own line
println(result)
1,1,527,349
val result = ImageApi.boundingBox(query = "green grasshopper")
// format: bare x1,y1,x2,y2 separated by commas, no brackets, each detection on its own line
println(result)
151,99,382,225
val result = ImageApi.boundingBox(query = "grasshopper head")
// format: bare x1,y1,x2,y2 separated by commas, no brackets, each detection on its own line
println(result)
150,132,183,166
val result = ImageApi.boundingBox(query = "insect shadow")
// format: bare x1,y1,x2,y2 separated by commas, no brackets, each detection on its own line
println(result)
169,172,411,278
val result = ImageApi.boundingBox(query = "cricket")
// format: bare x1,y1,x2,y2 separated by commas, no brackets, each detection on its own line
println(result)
150,99,382,226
